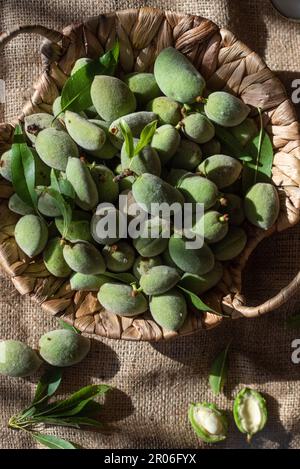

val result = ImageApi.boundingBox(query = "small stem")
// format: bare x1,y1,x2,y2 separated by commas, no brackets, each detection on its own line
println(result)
175,121,184,131
219,213,229,223
8,415,36,432
113,169,135,183
110,126,118,135
196,96,207,104
130,282,142,296
219,197,228,207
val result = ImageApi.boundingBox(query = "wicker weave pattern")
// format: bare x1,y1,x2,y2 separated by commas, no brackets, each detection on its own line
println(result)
0,7,300,341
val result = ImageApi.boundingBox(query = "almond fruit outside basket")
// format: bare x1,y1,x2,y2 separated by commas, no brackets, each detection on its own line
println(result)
0,7,300,341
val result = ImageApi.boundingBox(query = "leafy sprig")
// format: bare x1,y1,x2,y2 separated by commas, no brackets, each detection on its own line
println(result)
11,125,38,210
8,368,111,449
59,42,120,116
119,119,158,159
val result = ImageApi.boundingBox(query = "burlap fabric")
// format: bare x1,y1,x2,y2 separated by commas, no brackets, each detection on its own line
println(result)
1,0,300,449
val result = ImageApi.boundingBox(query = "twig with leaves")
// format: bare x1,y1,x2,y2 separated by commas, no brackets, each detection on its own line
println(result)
8,367,111,449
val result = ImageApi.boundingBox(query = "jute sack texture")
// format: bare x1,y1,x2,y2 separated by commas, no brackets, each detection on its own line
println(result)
0,0,300,449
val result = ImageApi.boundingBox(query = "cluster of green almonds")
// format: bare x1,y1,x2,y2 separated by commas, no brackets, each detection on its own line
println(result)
0,329,91,377
0,47,280,331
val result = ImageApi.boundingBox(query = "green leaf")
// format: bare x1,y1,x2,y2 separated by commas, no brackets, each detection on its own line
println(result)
31,416,80,429
19,406,38,419
133,120,158,155
58,319,81,334
39,384,111,417
32,368,63,405
103,271,137,285
50,169,75,200
76,400,103,416
286,314,300,329
214,125,250,161
11,125,38,209
32,433,76,449
100,41,120,72
209,341,231,395
63,416,104,428
242,108,274,194
119,120,134,159
43,416,103,429
60,42,120,113
45,187,72,239
177,285,228,317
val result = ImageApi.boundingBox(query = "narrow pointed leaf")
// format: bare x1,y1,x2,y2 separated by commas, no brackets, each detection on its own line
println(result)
32,368,63,405
214,125,251,161
58,319,81,334
242,108,273,193
133,120,158,155
178,286,228,317
39,384,110,416
99,41,120,72
209,341,231,395
32,433,76,449
11,125,37,209
45,187,72,239
103,271,137,285
119,120,134,159
50,169,75,200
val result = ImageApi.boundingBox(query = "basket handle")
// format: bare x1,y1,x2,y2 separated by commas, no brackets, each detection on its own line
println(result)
231,271,300,318
0,25,63,53
0,25,64,124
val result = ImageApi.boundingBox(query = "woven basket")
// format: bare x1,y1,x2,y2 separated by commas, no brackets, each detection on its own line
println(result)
0,7,300,341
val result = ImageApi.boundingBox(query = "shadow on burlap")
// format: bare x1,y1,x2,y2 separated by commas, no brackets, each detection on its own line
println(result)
0,0,300,449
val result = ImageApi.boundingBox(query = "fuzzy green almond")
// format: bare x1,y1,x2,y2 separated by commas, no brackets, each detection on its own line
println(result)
205,91,250,127
102,241,135,273
91,75,136,122
8,193,34,216
24,113,63,144
170,139,202,171
98,283,148,317
43,237,72,278
0,340,42,378
39,329,91,367
154,47,206,103
149,288,187,331
70,272,109,291
63,241,106,275
140,265,180,295
15,215,48,258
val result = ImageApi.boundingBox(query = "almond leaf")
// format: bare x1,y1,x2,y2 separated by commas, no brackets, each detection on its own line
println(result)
11,125,38,209
209,341,231,395
60,42,119,113
32,433,76,450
